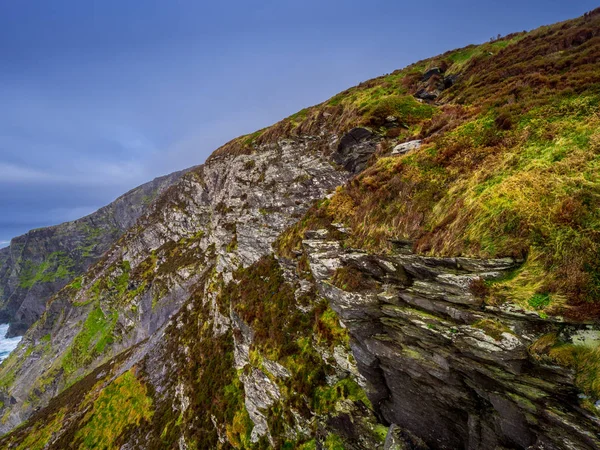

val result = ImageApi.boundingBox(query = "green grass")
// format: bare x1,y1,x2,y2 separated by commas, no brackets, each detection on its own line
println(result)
283,89,600,317
62,307,118,376
18,251,75,289
528,293,551,310
531,334,600,409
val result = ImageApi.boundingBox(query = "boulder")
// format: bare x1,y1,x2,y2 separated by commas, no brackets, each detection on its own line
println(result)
392,140,422,155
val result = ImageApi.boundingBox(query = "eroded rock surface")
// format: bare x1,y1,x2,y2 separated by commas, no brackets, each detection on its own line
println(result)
304,231,600,450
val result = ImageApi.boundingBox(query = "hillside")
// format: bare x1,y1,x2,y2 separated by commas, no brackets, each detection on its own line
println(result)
1,8,600,450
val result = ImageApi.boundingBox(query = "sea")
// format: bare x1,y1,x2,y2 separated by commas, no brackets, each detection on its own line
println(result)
0,324,22,362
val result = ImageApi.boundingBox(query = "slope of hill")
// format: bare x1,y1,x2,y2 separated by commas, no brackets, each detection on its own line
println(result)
1,8,600,450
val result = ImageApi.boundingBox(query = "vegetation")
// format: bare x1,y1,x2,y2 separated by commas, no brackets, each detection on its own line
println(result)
275,10,600,320
73,368,153,449
530,332,600,409
62,306,118,376
473,319,514,341
18,251,75,289
330,265,379,292
3,8,600,449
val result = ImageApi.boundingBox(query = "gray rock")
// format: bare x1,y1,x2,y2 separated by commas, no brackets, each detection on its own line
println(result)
415,89,439,101
0,133,352,436
422,67,441,81
303,233,600,450
392,140,422,155
384,424,404,450
332,127,377,173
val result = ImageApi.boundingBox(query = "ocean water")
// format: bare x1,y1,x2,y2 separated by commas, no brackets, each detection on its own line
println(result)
0,324,22,362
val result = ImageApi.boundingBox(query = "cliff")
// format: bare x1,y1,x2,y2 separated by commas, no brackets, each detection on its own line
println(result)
0,170,187,337
0,8,600,450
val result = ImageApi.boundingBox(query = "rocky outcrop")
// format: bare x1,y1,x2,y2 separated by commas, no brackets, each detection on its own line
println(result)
304,231,600,450
0,132,360,436
332,127,378,173
415,66,456,101
0,170,186,337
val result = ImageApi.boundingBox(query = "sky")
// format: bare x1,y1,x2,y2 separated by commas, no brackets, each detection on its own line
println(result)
0,0,597,247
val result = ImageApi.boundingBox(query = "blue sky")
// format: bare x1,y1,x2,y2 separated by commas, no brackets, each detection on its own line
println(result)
0,0,597,246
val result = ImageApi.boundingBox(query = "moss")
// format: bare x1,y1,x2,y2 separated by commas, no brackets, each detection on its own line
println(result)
313,377,372,414
324,433,345,450
315,306,350,349
473,319,513,341
18,251,75,289
374,424,389,442
530,333,600,404
62,307,118,376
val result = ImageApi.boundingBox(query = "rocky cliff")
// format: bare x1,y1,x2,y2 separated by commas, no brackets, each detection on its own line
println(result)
1,8,600,450
0,170,186,337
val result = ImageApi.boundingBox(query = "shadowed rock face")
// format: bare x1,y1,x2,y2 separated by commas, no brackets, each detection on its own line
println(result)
304,231,600,450
0,169,187,337
333,128,378,173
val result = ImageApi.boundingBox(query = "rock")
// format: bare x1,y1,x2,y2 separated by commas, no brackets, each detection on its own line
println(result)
332,127,377,173
303,235,600,450
392,140,422,155
0,169,187,337
386,115,398,123
241,368,281,443
444,74,457,89
0,133,351,436
422,67,441,81
415,89,439,101
384,424,404,449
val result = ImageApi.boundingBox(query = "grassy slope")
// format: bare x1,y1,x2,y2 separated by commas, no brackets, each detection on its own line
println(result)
277,9,600,321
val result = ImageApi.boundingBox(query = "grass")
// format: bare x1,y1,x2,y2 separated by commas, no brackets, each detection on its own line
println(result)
281,89,600,318
18,251,75,289
62,306,118,377
473,319,513,341
330,265,379,292
74,368,153,449
313,377,372,414
13,409,66,450
3,8,600,448
530,333,600,408
528,293,551,310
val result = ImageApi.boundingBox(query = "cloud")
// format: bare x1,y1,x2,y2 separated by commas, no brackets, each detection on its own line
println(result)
0,163,56,183
0,160,147,187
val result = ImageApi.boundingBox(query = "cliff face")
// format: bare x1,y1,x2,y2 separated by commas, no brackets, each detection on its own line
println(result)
303,231,600,449
1,8,600,450
0,132,356,440
0,170,186,336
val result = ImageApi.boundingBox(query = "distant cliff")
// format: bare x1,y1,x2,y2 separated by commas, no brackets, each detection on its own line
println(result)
0,169,186,337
